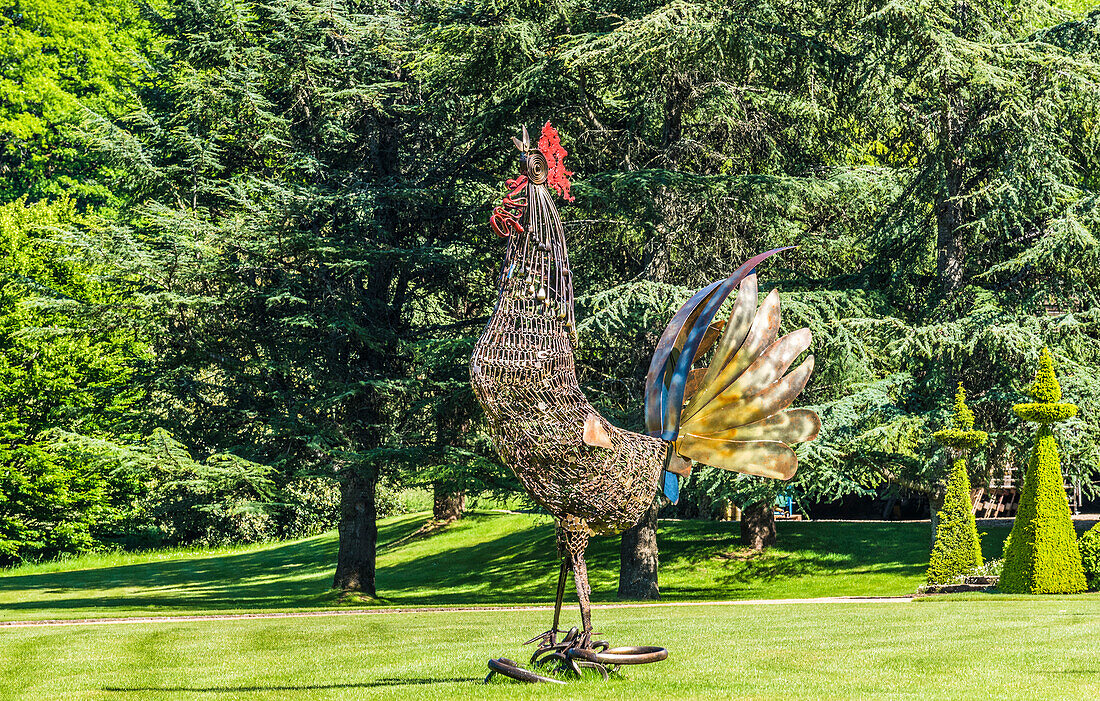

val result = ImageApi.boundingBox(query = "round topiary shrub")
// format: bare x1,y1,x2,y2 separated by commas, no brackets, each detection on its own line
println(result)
1079,524,1100,591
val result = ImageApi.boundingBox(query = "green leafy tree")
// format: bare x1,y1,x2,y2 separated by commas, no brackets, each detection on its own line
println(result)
0,0,152,205
0,197,145,562
1000,348,1086,594
1078,523,1100,590
420,0,1100,582
9,0,1096,584
927,384,986,584
47,428,288,547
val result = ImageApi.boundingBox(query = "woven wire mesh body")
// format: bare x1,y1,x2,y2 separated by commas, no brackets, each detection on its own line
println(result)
471,181,666,536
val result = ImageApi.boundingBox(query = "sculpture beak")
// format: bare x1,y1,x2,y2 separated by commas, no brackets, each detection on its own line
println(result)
512,126,531,152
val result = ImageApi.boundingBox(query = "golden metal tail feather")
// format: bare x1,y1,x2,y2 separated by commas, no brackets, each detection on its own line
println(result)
673,273,817,470
679,356,815,437
674,435,798,480
688,327,812,425
701,408,821,444
681,285,779,422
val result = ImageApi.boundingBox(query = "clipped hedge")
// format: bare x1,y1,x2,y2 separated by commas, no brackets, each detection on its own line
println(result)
1000,350,1086,594
1013,402,1077,423
927,384,985,584
927,457,983,584
1080,524,1100,591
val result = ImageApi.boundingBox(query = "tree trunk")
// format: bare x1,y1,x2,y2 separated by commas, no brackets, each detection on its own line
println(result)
935,92,966,299
642,74,691,282
618,498,661,600
740,501,776,550
934,175,965,297
331,74,400,597
433,483,465,522
332,468,378,595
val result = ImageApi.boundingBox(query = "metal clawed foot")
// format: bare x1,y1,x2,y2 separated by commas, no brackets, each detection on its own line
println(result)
528,626,610,679
528,628,671,680
553,638,668,680
485,636,669,684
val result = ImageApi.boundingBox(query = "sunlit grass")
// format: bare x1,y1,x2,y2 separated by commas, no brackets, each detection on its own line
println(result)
4,600,1100,700
0,512,967,621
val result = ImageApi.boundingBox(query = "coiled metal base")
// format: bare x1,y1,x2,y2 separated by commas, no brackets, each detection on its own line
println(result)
484,627,668,684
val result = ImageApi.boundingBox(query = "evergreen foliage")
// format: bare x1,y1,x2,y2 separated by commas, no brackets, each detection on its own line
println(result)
1078,523,1100,590
927,457,984,584
0,0,152,205
46,428,336,547
927,384,984,584
6,0,1100,572
932,384,989,451
0,197,144,562
93,0,505,590
0,195,331,560
421,0,1100,517
1000,350,1086,594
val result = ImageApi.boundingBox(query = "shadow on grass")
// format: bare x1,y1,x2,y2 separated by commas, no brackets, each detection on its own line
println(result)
103,677,482,692
0,515,966,616
0,515,426,611
0,513,563,613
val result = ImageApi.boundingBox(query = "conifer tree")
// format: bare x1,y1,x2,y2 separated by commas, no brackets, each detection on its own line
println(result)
424,0,1100,581
1000,349,1086,594
0,197,144,562
68,0,1100,588
95,0,487,595
927,384,986,584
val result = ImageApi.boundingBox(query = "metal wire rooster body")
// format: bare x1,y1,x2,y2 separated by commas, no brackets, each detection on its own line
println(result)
473,124,820,680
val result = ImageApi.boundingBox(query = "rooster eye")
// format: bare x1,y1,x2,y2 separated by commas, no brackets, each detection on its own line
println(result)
525,150,548,184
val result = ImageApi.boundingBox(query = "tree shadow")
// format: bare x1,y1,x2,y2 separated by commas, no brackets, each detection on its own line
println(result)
1,515,951,616
103,677,482,692
0,515,426,612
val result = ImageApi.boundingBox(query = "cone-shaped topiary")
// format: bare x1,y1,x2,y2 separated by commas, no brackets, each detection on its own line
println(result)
1000,349,1086,594
1029,347,1062,403
927,383,985,584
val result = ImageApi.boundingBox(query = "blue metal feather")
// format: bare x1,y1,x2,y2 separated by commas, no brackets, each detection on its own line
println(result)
644,280,722,436
661,471,680,503
660,247,793,442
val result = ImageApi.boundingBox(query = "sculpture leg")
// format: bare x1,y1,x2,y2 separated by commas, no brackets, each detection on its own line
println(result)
491,516,667,683
551,558,568,637
557,515,593,645
572,547,593,644
524,544,573,655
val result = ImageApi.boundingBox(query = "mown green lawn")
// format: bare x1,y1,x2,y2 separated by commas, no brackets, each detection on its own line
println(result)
3,514,1099,700
0,512,991,621
4,599,1100,700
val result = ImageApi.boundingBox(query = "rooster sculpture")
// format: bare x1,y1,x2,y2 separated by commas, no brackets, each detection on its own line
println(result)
473,123,820,683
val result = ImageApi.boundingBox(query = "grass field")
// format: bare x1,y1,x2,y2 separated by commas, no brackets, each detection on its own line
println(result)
3,513,1099,700
4,600,1100,700
0,512,1013,621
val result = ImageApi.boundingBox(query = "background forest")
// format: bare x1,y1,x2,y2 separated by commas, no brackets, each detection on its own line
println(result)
3,0,1100,596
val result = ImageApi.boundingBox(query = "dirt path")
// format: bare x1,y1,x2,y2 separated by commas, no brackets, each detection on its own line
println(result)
0,596,914,629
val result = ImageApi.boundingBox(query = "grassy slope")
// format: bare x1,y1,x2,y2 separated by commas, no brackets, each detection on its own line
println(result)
0,512,1013,621
5,600,1100,700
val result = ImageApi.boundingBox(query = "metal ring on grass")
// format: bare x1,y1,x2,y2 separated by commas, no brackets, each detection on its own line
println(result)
485,658,565,685
531,650,568,669
571,660,609,680
568,645,669,666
